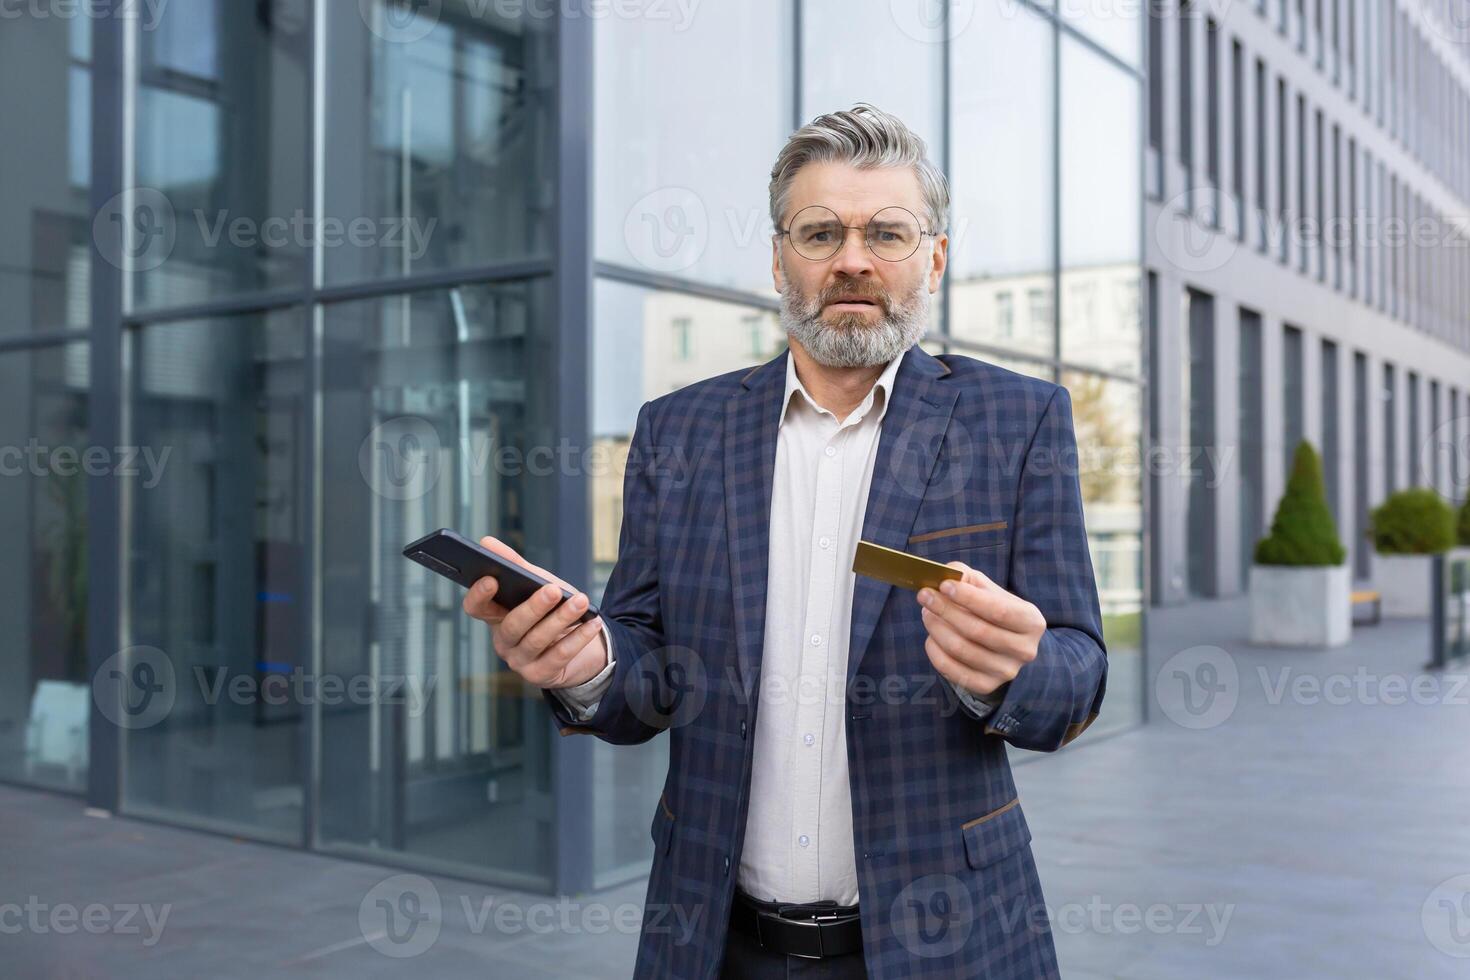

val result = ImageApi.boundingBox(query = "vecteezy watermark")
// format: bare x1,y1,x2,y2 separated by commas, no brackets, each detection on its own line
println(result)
93,189,438,273
93,646,438,731
1155,645,1240,730
358,418,713,502
1416,415,1470,501
0,0,169,29
357,874,703,958
889,874,974,958
1154,188,1238,274
0,440,170,488
0,897,171,947
1258,666,1470,708
995,895,1235,946
358,0,700,44
1423,874,1470,959
623,187,710,274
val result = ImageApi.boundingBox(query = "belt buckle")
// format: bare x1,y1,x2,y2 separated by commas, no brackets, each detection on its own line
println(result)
767,905,844,960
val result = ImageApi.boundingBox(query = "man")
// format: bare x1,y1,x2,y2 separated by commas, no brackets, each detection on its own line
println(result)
463,104,1107,978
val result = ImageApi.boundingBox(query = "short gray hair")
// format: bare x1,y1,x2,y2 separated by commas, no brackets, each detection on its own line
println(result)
768,104,950,235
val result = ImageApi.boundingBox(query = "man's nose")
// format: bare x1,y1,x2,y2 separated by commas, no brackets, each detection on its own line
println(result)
829,227,877,276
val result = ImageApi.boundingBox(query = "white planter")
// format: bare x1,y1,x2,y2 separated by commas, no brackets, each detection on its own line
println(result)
1374,553,1436,618
1249,564,1352,648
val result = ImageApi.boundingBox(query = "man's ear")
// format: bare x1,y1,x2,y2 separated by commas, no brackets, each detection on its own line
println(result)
928,232,948,293
771,237,785,294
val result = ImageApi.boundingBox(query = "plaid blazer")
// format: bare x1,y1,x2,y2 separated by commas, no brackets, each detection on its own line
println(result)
545,344,1108,979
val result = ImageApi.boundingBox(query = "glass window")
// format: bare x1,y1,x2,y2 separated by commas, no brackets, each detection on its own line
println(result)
595,0,792,294
1061,370,1143,737
0,19,92,335
1283,324,1304,472
1060,36,1142,377
132,0,309,310
1058,0,1142,66
323,2,554,285
122,311,307,842
0,343,90,792
949,2,1054,361
318,279,557,888
800,0,943,158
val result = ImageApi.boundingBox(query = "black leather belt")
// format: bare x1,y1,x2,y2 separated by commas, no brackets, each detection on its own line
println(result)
729,888,862,959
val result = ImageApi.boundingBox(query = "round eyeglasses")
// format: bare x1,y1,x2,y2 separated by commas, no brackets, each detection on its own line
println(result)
776,205,938,262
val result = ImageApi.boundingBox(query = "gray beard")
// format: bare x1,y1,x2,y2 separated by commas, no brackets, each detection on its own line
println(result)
778,270,932,369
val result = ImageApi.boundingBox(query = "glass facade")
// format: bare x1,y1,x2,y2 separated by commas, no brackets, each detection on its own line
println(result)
0,1,1145,894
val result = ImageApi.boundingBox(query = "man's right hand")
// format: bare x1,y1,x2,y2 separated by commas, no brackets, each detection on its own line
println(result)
461,535,609,691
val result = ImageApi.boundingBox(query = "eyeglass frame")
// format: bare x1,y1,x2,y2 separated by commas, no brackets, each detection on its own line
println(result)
774,204,941,262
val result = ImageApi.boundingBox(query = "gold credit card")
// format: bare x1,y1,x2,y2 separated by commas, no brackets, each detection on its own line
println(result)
852,540,964,593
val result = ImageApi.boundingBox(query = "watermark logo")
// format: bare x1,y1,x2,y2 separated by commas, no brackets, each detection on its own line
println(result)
0,0,170,30
1154,188,1238,274
360,416,443,502
623,187,708,274
360,0,440,43
1423,874,1470,959
887,415,975,502
889,0,977,44
1155,645,1238,729
359,874,442,958
93,646,176,731
94,188,177,274
890,873,974,958
1416,415,1470,501
0,897,171,947
625,645,710,730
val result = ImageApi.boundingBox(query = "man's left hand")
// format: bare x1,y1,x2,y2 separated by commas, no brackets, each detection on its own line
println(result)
917,562,1046,697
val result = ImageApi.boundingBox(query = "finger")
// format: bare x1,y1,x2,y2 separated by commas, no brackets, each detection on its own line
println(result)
463,576,510,623
945,560,996,591
498,582,567,648
518,588,593,656
918,587,1024,652
936,578,1041,635
522,616,605,687
924,635,1010,696
920,605,1009,670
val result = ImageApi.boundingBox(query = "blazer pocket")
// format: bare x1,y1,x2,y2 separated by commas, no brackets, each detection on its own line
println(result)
960,798,1031,870
908,521,1008,557
650,792,675,856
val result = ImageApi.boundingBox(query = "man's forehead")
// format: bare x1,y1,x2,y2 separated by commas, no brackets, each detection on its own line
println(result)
786,161,925,218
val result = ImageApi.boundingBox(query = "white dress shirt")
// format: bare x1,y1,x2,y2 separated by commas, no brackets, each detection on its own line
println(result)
553,349,996,904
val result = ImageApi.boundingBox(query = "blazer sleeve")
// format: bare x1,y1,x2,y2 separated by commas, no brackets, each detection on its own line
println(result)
982,384,1109,752
543,400,671,745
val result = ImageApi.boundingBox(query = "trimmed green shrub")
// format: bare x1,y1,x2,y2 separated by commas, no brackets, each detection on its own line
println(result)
1458,496,1470,548
1370,488,1456,555
1255,441,1346,567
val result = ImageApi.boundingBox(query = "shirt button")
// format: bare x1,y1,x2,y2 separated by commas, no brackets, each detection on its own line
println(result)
824,446,836,457
803,733,814,746
819,536,831,549
798,835,810,847
810,633,821,646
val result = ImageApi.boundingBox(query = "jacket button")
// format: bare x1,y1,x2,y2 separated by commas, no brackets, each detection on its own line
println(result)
740,720,747,740
723,855,731,876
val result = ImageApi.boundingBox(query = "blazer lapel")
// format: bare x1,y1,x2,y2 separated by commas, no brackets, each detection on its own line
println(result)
846,345,958,686
723,349,789,705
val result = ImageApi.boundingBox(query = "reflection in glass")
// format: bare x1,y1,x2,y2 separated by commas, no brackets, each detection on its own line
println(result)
324,2,553,284
318,280,556,888
1061,370,1143,737
134,0,309,309
124,312,306,841
949,3,1055,361
0,344,90,792
0,19,92,334
801,0,943,157
595,0,792,293
589,277,783,884
1060,36,1142,377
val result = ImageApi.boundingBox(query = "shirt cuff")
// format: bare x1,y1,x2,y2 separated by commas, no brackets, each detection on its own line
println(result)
549,622,616,722
947,677,1006,721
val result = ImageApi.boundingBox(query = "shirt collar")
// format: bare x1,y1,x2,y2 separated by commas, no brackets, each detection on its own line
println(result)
779,347,905,429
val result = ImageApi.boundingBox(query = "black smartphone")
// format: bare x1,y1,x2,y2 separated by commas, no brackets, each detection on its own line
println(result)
402,529,600,624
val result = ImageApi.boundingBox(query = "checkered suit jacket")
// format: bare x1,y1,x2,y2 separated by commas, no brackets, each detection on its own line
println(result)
545,344,1107,978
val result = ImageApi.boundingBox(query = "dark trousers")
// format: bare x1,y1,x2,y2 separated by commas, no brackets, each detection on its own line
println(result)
719,900,868,980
